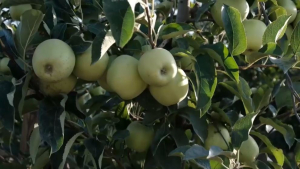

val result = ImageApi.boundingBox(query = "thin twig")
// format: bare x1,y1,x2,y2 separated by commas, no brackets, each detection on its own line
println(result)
145,0,155,49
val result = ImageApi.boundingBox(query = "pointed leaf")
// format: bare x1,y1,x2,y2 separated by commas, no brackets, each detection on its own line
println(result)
258,42,283,56
290,20,300,54
30,126,41,164
84,138,106,169
184,144,209,160
269,56,298,73
263,15,291,44
159,23,194,40
151,123,170,155
168,145,191,157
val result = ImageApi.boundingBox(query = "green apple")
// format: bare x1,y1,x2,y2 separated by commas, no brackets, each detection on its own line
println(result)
276,0,297,24
10,4,32,21
149,68,189,106
32,39,75,82
238,135,259,164
97,55,117,92
39,75,77,96
204,123,231,150
89,86,106,96
107,55,147,100
243,19,267,55
211,0,250,27
138,48,177,86
125,121,154,153
177,56,195,71
73,46,109,81
0,57,11,74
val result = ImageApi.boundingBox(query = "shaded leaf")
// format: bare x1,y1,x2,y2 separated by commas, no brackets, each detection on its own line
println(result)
30,126,41,164
168,145,191,157
67,35,91,55
290,19,300,54
253,84,272,113
151,123,170,155
112,130,130,141
0,80,14,131
50,23,67,40
159,23,194,40
258,42,283,56
170,128,189,147
184,144,208,160
269,56,298,73
84,138,106,169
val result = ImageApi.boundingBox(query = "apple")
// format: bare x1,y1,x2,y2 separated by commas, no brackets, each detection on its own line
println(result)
204,123,231,150
32,39,75,82
97,55,117,92
149,68,189,106
39,75,77,96
0,57,11,74
73,46,109,81
10,4,32,21
238,135,259,164
276,0,297,24
177,56,195,71
125,121,154,152
107,55,147,100
211,0,250,27
138,48,177,86
243,19,267,55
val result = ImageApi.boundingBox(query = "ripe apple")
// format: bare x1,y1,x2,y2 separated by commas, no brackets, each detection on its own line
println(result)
32,39,75,82
204,123,231,150
107,55,147,100
39,75,77,96
0,57,11,74
77,92,91,110
149,68,189,106
210,0,250,27
138,48,177,86
238,135,259,164
97,55,117,92
73,46,109,81
276,0,297,24
125,121,154,152
243,19,267,55
10,4,32,21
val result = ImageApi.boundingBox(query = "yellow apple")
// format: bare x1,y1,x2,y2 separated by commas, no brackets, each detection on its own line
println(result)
73,46,109,81
138,48,177,86
125,121,154,153
10,4,32,21
211,0,250,27
32,39,75,82
97,55,117,92
0,57,11,74
204,123,231,150
149,68,189,106
39,75,77,96
107,55,147,100
238,135,259,164
276,0,297,24
243,19,267,55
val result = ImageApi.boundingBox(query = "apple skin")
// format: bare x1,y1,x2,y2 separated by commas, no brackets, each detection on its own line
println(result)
39,75,77,96
177,56,194,71
97,55,117,92
238,135,259,164
211,0,250,27
276,0,297,24
10,4,32,21
138,48,177,86
107,55,147,100
204,123,231,150
149,68,189,106
125,121,154,153
243,19,267,55
32,39,76,82
73,46,109,81
0,58,11,74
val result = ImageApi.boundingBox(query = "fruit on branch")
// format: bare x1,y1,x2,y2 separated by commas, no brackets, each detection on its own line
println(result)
204,123,231,150
107,55,147,100
0,57,11,74
32,39,75,82
238,135,259,164
138,48,177,86
39,75,77,96
73,46,109,81
10,4,32,21
125,121,154,153
275,0,297,24
243,19,267,55
210,0,250,27
149,68,189,106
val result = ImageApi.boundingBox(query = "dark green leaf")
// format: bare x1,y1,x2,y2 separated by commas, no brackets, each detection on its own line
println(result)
151,123,170,155
184,144,208,160
67,35,91,55
159,23,194,40
194,2,212,22
29,126,41,164
0,80,14,131
221,4,247,56
258,42,283,56
290,19,300,54
253,84,272,113
153,141,182,169
50,23,67,40
1,0,43,7
84,138,106,169
168,145,191,157
170,129,189,147
112,130,130,141
92,30,115,64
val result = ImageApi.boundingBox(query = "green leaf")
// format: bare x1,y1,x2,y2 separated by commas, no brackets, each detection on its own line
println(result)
221,4,247,56
1,0,43,7
231,112,258,148
38,96,67,154
259,117,295,149
151,123,170,155
258,42,283,56
170,129,189,147
50,23,67,40
92,29,116,64
84,138,106,169
103,0,135,48
202,43,239,83
194,2,213,22
290,21,300,54
262,15,291,44
269,55,298,74
15,9,44,58
153,141,182,169
253,84,272,113
168,145,191,157
112,130,130,141
180,108,208,143
32,148,50,169
159,23,194,40
67,35,91,55
0,80,14,131
251,131,285,166
30,126,41,164
184,144,209,160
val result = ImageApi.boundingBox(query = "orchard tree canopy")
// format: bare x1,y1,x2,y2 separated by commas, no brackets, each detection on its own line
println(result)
1,0,300,168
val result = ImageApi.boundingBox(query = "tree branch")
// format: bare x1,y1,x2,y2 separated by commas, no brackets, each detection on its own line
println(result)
176,0,190,23
145,0,155,49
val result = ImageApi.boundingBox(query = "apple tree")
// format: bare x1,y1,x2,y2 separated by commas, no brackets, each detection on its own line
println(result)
0,0,300,168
